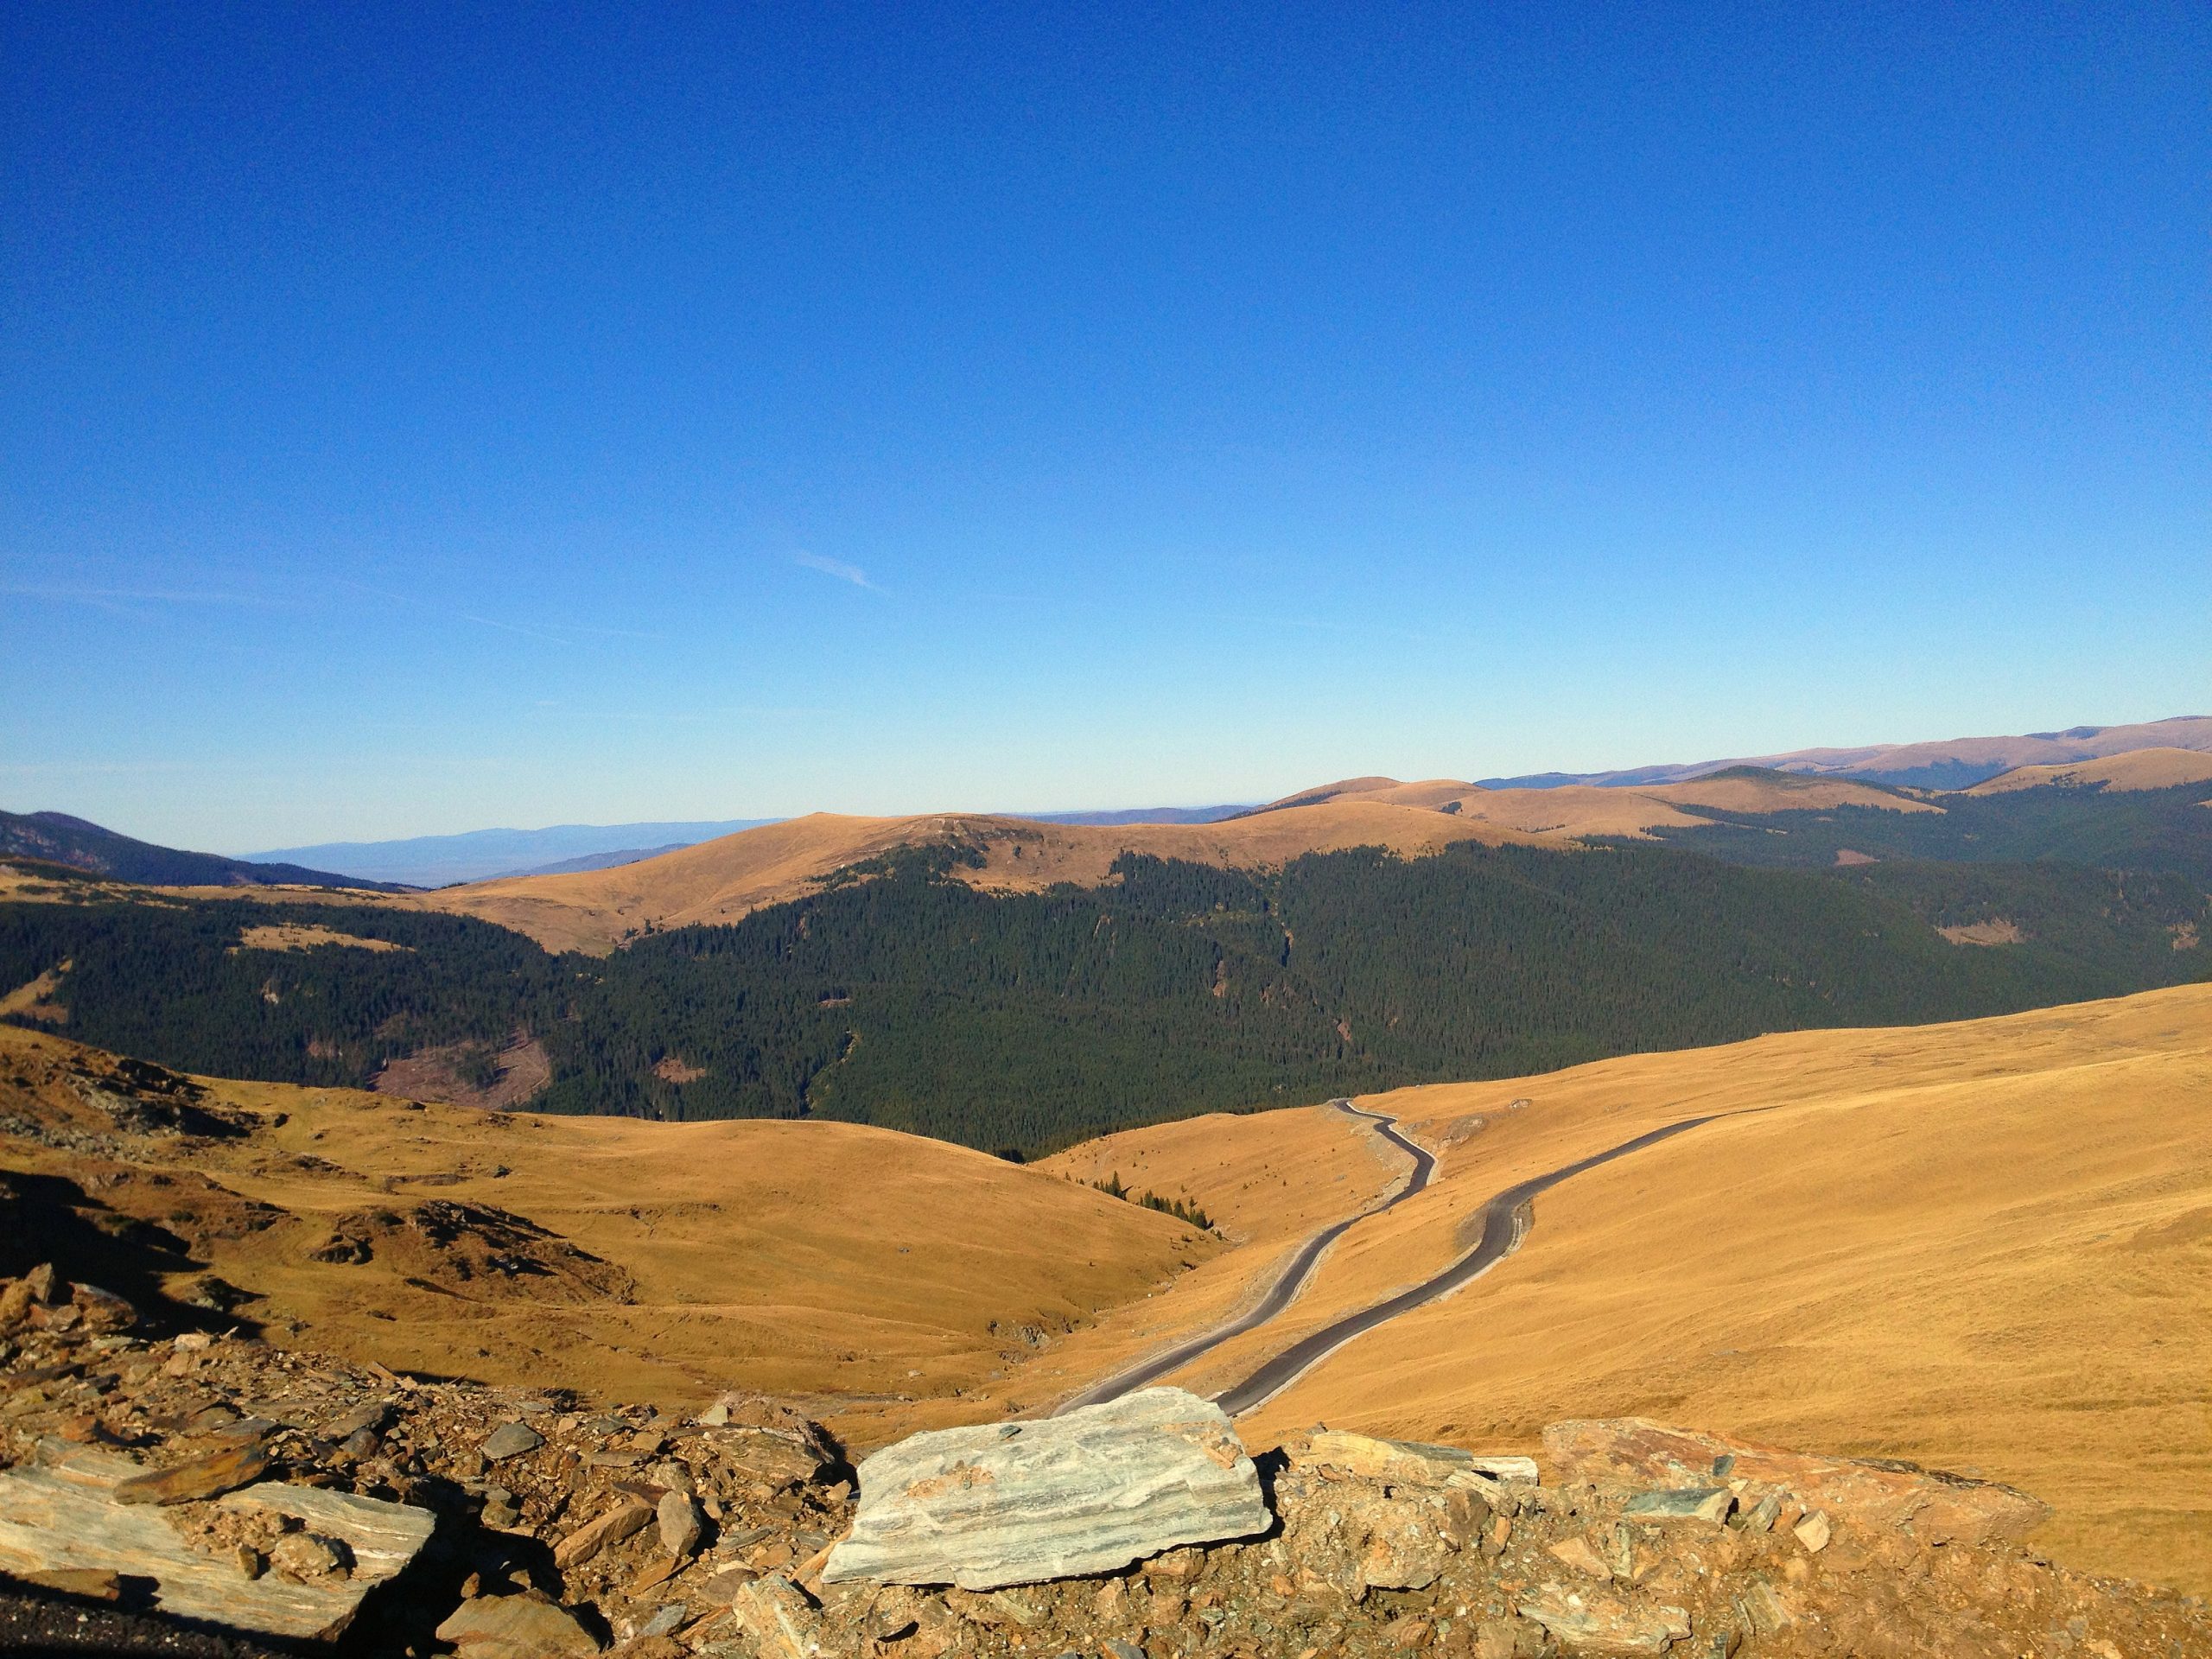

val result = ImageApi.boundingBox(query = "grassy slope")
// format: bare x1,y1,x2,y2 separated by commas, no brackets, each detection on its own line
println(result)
1967,747,2212,793
0,1023,1219,1450
8,988,2206,1590
1643,776,2212,880
417,771,1945,954
7,838,2203,1155
1034,986,2212,1595
420,803,1536,954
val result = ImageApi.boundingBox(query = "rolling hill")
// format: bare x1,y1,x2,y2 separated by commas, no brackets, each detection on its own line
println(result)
418,803,1543,954
1636,764,2212,880
8,988,2198,1591
6,833,2204,1154
0,1021,1216,1443
243,818,779,887
1965,746,2212,795
1029,983,2212,1595
1482,712,2212,791
4,742,2205,1156
418,768,1943,954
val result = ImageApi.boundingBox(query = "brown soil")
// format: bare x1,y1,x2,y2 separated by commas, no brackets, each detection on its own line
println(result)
372,1033,551,1109
1938,918,2027,945
0,963,69,1025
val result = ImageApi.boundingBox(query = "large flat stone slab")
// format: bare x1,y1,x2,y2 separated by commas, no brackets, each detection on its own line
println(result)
823,1387,1269,1591
0,1440,433,1640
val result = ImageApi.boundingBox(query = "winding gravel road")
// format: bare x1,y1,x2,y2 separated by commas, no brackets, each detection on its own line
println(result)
1058,1098,1725,1420
1055,1101,1433,1414
1212,1113,1719,1415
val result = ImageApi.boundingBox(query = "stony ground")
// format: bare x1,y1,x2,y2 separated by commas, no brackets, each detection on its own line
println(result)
3,1268,2209,1657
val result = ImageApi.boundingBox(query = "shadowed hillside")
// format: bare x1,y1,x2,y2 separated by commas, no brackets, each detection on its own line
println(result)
7,841,2204,1154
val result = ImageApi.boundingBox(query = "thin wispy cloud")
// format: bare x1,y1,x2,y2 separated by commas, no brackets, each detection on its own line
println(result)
792,551,880,591
2,583,287,609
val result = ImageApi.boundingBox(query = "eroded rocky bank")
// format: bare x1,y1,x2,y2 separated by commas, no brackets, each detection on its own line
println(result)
0,1268,2206,1658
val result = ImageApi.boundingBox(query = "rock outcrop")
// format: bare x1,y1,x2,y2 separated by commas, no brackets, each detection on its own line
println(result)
0,1440,433,1639
1543,1417,2054,1545
0,1266,2205,1658
823,1387,1269,1590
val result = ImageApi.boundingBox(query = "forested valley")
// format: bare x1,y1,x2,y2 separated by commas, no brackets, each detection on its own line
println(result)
3,834,2206,1155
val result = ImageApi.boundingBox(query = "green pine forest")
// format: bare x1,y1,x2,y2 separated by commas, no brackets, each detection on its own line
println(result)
5,807,2206,1154
1634,773,2212,881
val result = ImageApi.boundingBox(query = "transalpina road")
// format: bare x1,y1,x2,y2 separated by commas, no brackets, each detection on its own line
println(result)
1058,1099,1721,1419
1054,1101,1434,1414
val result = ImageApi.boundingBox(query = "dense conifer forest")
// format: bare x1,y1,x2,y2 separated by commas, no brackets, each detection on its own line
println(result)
1637,775,2212,881
3,836,2205,1154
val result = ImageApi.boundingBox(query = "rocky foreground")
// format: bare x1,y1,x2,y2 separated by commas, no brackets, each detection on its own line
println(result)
1,1268,2207,1658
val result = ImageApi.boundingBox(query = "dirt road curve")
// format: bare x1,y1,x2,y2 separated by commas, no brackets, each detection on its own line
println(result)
1054,1102,1433,1413
1211,1113,1720,1415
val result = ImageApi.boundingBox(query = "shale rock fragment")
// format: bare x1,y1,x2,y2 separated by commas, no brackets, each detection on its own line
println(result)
824,1387,1268,1591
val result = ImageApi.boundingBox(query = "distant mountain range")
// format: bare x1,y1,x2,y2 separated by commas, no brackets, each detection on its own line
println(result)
16,715,2205,893
8,718,2209,1156
248,809,1255,886
243,821,780,887
0,810,394,891
1481,715,2212,792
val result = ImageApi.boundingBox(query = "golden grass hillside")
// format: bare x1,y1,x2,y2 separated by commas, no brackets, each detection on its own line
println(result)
0,1024,1223,1449
1262,771,1935,824
422,770,1942,953
421,804,1540,953
1965,746,2212,795
1016,1104,1407,1404
1047,986,2211,1593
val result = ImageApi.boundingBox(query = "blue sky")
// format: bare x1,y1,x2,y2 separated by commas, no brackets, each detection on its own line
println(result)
4,3,2205,851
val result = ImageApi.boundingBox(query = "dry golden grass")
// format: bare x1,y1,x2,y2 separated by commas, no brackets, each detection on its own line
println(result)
1007,1106,1407,1408
233,924,406,953
0,1025,1221,1452
1454,776,1936,839
421,804,1541,953
1072,987,2212,1594
1273,772,1935,824
8,982,2205,1587
1645,772,1940,814
0,963,69,1023
1256,777,1474,812
1965,747,2212,795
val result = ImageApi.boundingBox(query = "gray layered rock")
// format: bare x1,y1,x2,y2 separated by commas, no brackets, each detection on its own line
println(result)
823,1387,1269,1591
480,1421,544,1461
1622,1486,1734,1524
0,1441,434,1641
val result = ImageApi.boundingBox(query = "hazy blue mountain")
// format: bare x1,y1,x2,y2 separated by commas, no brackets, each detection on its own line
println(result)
250,810,1254,886
2,810,396,891
245,821,778,887
1480,715,2210,791
495,843,695,878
